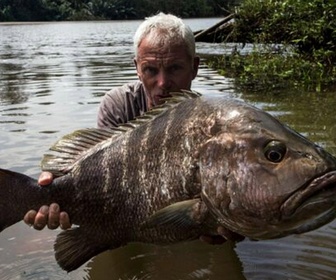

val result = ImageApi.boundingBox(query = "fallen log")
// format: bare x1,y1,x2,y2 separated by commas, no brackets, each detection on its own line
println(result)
194,14,235,43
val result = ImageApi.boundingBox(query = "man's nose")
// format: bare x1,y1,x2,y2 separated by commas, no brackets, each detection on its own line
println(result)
157,70,171,89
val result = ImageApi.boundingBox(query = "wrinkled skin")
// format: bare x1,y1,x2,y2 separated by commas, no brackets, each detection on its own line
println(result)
134,36,199,107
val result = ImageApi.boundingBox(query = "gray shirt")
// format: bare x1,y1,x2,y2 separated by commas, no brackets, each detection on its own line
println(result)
97,81,148,129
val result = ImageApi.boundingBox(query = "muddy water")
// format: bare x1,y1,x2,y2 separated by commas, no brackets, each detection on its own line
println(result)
0,19,335,279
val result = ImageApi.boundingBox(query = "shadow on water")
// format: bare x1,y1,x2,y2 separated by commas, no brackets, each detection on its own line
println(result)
1,224,245,280
87,241,245,280
0,20,336,279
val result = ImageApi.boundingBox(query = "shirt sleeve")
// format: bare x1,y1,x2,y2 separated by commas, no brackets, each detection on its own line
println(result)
97,82,148,129
97,90,126,128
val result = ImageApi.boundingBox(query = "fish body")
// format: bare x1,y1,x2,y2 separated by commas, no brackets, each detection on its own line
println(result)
1,91,336,271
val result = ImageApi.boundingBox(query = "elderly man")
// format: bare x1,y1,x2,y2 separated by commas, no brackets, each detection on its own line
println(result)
24,13,232,244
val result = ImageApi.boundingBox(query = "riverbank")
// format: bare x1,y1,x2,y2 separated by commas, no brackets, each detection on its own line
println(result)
197,0,336,92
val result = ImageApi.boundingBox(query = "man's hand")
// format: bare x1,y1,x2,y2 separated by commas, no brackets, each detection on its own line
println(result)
23,172,72,230
199,226,245,245
199,234,227,245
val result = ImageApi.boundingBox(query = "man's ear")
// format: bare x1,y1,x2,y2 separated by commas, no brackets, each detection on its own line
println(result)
134,58,141,80
192,56,200,79
134,58,139,72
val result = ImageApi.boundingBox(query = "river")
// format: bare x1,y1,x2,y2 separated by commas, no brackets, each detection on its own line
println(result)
0,19,336,280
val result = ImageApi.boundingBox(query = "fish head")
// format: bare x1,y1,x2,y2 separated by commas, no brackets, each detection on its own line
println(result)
199,98,336,240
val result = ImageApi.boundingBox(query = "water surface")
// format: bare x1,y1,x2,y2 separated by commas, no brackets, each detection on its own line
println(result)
0,19,336,279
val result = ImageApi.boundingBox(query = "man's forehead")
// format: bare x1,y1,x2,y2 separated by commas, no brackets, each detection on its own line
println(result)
138,36,189,56
137,48,191,66
138,51,188,62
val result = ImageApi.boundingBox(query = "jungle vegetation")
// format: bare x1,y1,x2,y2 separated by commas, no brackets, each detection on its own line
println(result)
207,0,336,92
0,0,238,21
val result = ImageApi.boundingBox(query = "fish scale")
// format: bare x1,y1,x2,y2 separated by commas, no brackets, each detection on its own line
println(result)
1,91,336,272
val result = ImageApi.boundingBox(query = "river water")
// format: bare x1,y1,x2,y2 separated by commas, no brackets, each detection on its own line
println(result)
0,19,336,280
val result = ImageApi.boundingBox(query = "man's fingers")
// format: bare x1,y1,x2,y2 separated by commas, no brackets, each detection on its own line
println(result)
199,226,245,245
38,172,53,186
217,226,245,242
33,205,49,230
48,203,60,229
59,212,71,230
199,234,227,245
23,210,37,226
24,203,71,231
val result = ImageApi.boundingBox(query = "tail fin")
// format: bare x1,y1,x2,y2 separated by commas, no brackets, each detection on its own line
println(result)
0,168,39,232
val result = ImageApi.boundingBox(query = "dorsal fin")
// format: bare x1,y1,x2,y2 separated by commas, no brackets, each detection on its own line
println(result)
124,90,202,126
41,128,123,176
161,90,202,106
41,90,202,176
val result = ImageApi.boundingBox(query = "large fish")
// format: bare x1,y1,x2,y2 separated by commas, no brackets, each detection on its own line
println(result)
1,91,336,272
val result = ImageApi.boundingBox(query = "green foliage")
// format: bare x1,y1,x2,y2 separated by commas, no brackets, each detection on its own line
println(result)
233,0,336,66
86,0,136,20
209,47,336,92
0,4,13,21
139,0,217,18
0,0,75,21
211,0,336,92
0,0,232,21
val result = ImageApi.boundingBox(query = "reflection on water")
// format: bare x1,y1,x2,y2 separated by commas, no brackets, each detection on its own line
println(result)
87,241,245,280
1,20,336,279
237,225,336,280
240,90,336,155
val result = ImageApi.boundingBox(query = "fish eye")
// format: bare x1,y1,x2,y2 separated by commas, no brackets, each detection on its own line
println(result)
263,141,287,163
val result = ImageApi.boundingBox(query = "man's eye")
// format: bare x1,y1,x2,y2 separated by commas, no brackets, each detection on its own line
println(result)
143,67,158,76
169,65,182,73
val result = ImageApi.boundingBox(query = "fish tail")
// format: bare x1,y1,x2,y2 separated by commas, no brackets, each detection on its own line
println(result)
0,168,40,232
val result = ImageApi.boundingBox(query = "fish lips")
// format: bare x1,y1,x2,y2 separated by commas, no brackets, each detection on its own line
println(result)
280,170,336,233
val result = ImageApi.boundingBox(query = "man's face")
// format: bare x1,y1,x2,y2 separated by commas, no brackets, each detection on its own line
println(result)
134,37,199,108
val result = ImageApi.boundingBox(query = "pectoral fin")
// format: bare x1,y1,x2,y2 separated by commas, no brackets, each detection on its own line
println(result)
143,199,203,230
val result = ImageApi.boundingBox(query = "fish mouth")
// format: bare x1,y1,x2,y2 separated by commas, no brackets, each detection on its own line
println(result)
280,170,336,234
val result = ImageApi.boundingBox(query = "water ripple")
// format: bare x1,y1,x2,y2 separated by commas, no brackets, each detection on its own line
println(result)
236,223,336,280
1,20,336,280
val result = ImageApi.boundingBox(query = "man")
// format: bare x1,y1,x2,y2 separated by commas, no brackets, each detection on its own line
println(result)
24,13,233,244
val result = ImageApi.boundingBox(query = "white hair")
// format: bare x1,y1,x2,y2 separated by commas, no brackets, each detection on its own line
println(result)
133,12,196,58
